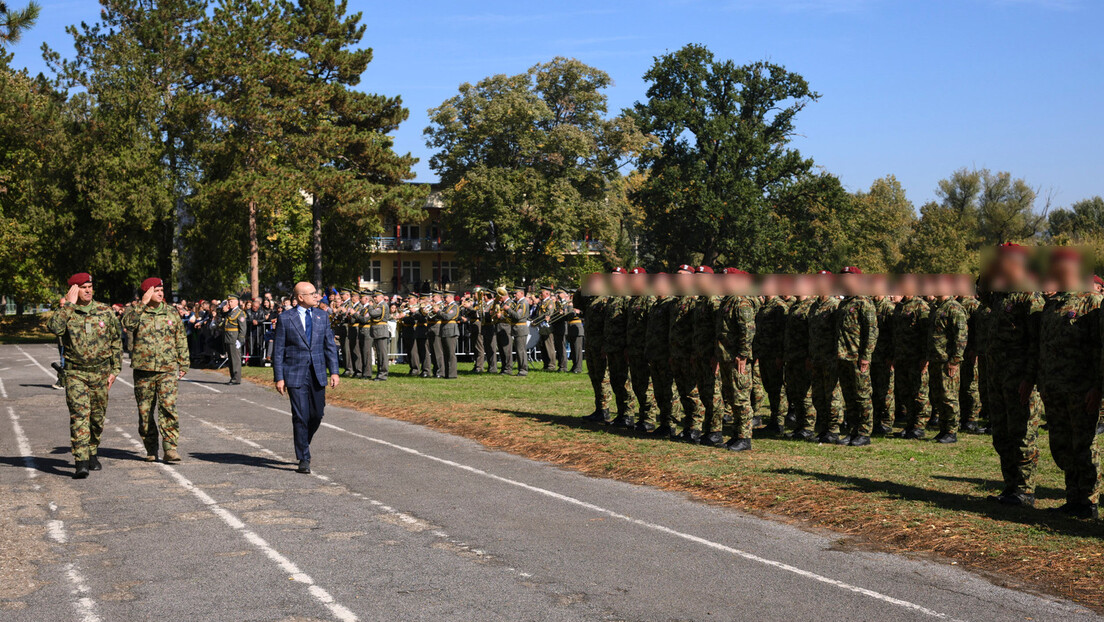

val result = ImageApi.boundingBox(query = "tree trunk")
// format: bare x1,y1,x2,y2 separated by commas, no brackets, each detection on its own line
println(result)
312,196,323,290
249,199,259,298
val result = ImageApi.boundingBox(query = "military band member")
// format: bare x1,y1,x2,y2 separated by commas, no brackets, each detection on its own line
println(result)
507,285,530,377
367,290,391,381
552,288,571,372
480,289,499,373
398,293,420,374
438,290,460,379
221,293,247,384
466,286,486,373
564,289,584,373
356,290,374,379
493,287,513,374
536,286,558,371
426,291,443,378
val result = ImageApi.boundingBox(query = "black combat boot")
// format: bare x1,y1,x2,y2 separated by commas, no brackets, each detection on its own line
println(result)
1051,501,1100,519
88,455,102,471
700,431,725,447
849,436,871,447
761,420,783,435
871,422,893,436
652,423,677,440
73,460,89,479
725,438,752,452
612,412,634,428
817,432,839,445
583,409,610,424
680,428,702,444
991,491,1035,507
634,420,656,433
936,432,958,444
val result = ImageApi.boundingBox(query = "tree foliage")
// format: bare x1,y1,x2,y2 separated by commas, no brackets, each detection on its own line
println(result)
0,1,39,45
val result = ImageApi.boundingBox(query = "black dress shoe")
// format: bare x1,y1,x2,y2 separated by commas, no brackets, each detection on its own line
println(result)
725,438,752,452
296,460,311,474
680,429,702,444
936,432,958,444
73,460,89,479
700,431,725,447
88,455,102,471
849,435,871,447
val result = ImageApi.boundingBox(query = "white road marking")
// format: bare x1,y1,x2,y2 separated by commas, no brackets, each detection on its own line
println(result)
183,377,222,393
112,426,358,622
16,344,55,377
0,376,7,398
7,406,38,480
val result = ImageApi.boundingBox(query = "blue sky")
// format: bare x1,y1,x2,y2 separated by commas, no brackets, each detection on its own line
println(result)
8,0,1102,208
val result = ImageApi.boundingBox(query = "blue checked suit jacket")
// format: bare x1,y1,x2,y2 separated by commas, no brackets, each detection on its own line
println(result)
272,306,339,388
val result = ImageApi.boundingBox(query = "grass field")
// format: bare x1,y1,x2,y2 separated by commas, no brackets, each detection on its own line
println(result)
240,361,1103,608
0,315,54,344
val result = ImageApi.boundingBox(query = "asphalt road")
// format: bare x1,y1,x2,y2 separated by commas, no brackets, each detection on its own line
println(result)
1,342,1099,622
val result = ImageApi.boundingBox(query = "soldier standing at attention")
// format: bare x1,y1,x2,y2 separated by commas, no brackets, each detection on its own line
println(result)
604,269,634,426
438,290,460,379
983,243,1045,508
753,276,790,435
122,278,189,462
669,265,700,439
535,286,558,371
493,287,513,375
870,281,897,436
808,271,843,444
399,293,420,375
341,290,359,376
49,273,122,479
367,290,391,381
481,289,499,373
783,277,816,440
957,289,983,433
692,265,722,445
221,293,247,384
716,269,756,451
834,267,878,446
927,276,968,444
466,286,485,373
646,273,676,437
356,291,374,379
426,291,443,378
551,288,570,372
579,274,611,423
625,268,654,429
895,274,933,439
507,285,531,377
1038,247,1101,518
563,289,584,374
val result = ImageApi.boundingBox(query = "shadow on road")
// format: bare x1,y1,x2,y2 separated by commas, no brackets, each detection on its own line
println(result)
773,467,1099,537
0,454,72,477
188,451,292,470
19,383,57,390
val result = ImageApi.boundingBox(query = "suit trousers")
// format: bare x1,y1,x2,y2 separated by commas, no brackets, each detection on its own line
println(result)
288,381,325,462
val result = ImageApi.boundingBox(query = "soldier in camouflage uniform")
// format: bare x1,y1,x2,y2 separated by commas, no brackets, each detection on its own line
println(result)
692,266,723,445
716,269,756,451
835,267,878,446
579,274,611,422
871,285,897,436
122,278,190,462
958,292,983,433
894,275,932,439
808,271,843,443
1038,248,1101,518
783,281,816,441
984,243,1045,508
670,266,700,440
625,268,654,430
603,270,633,425
753,284,790,434
927,282,968,444
48,273,123,479
646,273,677,438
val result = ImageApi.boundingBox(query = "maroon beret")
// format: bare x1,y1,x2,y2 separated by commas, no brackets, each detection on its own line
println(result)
696,265,714,274
67,273,92,286
140,277,163,292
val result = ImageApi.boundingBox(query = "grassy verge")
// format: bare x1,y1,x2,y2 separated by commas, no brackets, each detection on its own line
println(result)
0,315,54,344
239,362,1103,608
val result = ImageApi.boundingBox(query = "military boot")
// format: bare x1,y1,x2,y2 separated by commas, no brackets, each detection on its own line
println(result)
164,448,182,463
725,438,752,452
612,411,634,428
73,461,89,479
583,409,611,424
88,455,102,471
700,431,725,447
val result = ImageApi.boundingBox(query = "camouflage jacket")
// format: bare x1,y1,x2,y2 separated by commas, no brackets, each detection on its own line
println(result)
1038,292,1101,393
927,298,968,365
958,296,981,357
122,303,189,372
692,295,721,359
892,296,931,362
581,295,608,353
48,301,122,374
716,295,756,362
871,297,896,362
645,296,674,361
835,296,878,362
985,290,1044,380
626,296,654,357
668,296,697,359
808,296,841,363
783,298,815,363
753,296,790,363
602,296,629,354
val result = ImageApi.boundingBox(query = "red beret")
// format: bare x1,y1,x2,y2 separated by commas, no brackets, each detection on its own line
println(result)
611,267,627,275
67,272,92,286
696,266,714,274
629,267,647,275
1051,247,1081,261
816,270,833,275
998,243,1029,255
676,264,694,274
839,266,862,274
723,268,749,275
1093,275,1103,287
140,277,163,292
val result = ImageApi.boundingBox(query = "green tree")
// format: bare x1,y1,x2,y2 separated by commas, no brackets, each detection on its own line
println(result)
0,1,39,45
425,57,650,284
901,202,977,273
1048,196,1104,239
846,175,916,272
628,44,819,270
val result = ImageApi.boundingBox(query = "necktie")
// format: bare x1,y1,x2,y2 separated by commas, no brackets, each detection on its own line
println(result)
304,309,313,340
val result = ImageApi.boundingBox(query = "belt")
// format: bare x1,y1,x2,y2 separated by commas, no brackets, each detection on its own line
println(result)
512,322,528,326
569,319,582,324
444,320,457,324
224,328,239,332
369,321,385,326
65,359,111,371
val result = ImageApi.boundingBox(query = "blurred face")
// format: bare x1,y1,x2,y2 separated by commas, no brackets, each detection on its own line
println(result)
609,274,628,296
252,298,261,310
653,274,672,297
695,272,715,296
77,282,94,304
149,286,165,305
1049,255,1082,291
629,274,649,296
814,274,834,298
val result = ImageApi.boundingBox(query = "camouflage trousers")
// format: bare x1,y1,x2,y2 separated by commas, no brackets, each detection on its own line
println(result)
758,357,786,425
1041,388,1102,505
896,358,930,430
672,357,699,431
648,357,675,427
719,359,754,439
837,359,873,438
810,361,842,437
65,367,110,461
870,358,894,426
784,360,814,433
751,361,766,417
930,362,961,434
696,358,722,434
959,355,980,425
605,352,632,416
133,369,181,454
587,350,609,412
976,354,991,423
628,354,653,421
987,358,1042,495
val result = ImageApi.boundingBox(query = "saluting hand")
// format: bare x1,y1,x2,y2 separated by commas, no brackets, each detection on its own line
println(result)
65,284,80,305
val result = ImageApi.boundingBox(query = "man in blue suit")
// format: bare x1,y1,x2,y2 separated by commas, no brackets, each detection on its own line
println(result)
273,282,340,474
